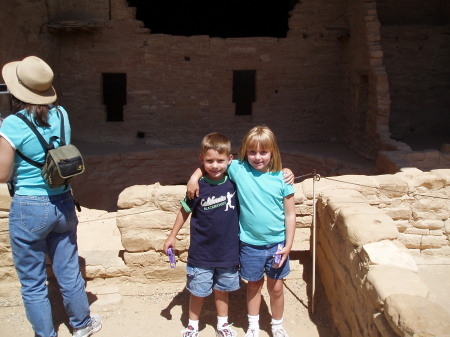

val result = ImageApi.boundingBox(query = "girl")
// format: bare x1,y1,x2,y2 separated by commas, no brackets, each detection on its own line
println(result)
188,126,296,337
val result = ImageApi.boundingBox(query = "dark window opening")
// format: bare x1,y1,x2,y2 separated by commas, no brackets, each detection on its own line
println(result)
233,70,256,116
127,0,299,38
102,73,126,122
377,0,449,25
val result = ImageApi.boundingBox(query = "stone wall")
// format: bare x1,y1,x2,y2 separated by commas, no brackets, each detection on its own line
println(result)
0,0,448,176
1,168,449,335
376,145,450,174
310,168,450,337
118,169,449,333
113,169,450,336
376,0,450,143
0,211,14,281
380,24,450,141
0,185,13,281
339,0,393,159
0,0,401,161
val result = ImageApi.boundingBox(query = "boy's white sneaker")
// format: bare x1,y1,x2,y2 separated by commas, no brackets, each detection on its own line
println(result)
216,322,237,337
181,325,199,337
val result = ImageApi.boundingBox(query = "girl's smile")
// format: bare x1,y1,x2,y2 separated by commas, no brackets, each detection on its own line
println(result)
246,145,271,172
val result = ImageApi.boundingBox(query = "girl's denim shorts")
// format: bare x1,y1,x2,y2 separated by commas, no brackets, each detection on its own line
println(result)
239,241,290,282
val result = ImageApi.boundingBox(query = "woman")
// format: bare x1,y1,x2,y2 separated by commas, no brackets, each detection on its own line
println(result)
0,56,101,337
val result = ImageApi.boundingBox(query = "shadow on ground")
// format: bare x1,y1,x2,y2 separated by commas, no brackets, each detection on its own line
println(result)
158,250,337,337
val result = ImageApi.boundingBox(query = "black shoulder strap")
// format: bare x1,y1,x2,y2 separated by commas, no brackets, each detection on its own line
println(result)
14,109,66,168
56,108,66,146
15,113,52,150
16,149,44,168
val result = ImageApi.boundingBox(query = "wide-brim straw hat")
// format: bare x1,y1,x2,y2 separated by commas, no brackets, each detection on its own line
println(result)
2,56,57,105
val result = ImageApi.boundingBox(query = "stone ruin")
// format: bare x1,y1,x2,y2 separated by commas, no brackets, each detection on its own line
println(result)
0,0,449,335
1,0,448,166
1,166,449,336
112,168,450,337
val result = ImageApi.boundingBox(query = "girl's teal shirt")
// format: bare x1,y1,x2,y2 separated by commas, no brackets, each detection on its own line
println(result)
227,159,295,245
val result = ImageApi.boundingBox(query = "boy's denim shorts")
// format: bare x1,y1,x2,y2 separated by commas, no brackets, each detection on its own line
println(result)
239,241,290,282
186,264,240,297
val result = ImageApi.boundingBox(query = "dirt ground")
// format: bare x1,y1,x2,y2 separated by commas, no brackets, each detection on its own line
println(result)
0,251,338,337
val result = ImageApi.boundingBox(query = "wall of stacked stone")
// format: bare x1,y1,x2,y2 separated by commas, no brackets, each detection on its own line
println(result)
0,210,15,281
0,0,402,163
376,146,450,174
305,168,450,337
114,168,450,336
0,186,15,281
1,166,449,336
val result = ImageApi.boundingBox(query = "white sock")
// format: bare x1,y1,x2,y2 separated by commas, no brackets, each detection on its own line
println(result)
217,316,228,329
188,319,199,331
248,314,259,330
271,317,283,331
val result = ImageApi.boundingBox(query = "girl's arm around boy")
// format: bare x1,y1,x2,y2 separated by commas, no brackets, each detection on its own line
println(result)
186,166,295,199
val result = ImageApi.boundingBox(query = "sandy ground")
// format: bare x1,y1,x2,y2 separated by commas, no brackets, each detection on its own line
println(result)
0,251,337,337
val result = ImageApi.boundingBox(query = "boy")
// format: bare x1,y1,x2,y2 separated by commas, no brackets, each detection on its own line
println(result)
164,132,240,337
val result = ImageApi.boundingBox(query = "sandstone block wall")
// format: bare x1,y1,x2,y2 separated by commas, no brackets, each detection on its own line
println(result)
378,1,450,141
0,0,402,162
0,211,15,281
0,185,14,281
114,168,450,336
376,146,450,174
1,167,449,336
309,168,450,337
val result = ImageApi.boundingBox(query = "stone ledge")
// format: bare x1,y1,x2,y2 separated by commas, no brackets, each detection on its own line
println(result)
384,294,450,337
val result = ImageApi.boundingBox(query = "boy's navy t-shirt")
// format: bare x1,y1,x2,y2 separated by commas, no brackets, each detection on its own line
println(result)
181,175,239,268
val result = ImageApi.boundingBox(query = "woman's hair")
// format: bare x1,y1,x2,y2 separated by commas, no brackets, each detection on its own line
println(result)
10,95,57,127
201,132,231,156
238,125,282,172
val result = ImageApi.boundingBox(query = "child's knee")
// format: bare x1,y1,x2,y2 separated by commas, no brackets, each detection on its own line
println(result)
247,279,264,292
267,279,284,295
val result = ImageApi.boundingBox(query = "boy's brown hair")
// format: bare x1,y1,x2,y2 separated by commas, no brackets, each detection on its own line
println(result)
201,132,231,156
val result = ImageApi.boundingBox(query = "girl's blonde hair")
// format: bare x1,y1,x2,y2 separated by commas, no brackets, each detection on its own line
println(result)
238,125,282,172
201,132,231,156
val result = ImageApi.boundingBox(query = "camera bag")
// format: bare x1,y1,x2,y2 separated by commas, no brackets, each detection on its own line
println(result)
14,109,85,189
